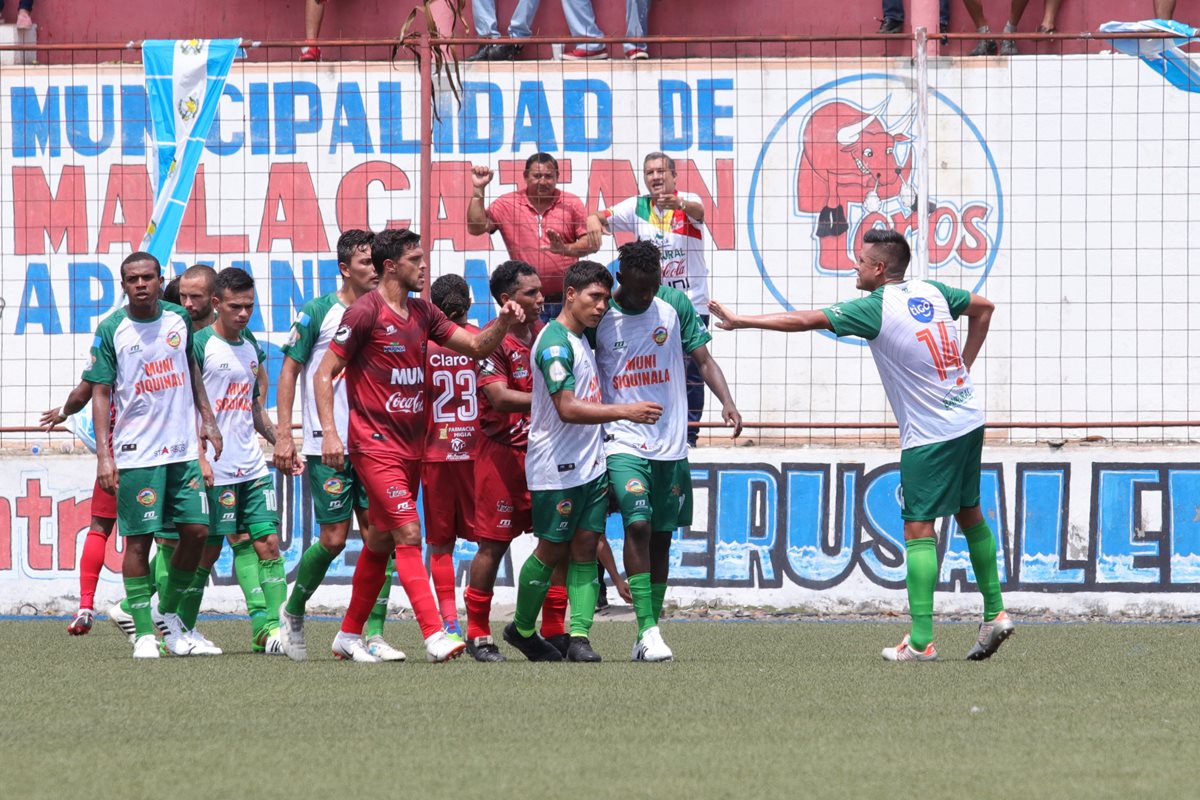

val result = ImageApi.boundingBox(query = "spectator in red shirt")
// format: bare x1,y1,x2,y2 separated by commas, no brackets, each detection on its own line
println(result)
467,153,598,321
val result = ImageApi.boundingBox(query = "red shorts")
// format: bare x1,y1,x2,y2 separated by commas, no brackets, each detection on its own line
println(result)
421,460,476,547
473,436,532,542
350,451,421,533
91,478,117,520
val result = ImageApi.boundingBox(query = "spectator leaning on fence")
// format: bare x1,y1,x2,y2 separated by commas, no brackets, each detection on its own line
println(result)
961,0,1063,56
467,153,597,320
560,0,653,60
467,0,542,61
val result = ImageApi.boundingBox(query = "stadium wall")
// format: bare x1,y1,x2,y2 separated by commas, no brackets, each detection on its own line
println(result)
1,448,1198,616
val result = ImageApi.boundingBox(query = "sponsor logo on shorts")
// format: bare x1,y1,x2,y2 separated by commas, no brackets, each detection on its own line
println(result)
222,512,236,522
328,498,346,510
387,486,408,499
137,488,157,506
908,297,934,323
496,500,514,512
166,331,182,348
323,477,344,494
219,489,236,508
652,326,669,345
625,479,647,495
498,519,512,528
556,499,574,517
397,501,414,512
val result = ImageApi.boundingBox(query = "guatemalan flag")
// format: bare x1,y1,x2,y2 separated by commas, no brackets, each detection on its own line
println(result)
140,39,241,265
1100,20,1200,94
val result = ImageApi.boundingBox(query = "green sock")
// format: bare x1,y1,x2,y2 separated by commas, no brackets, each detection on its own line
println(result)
567,560,600,638
158,563,195,616
258,557,287,631
513,554,554,637
232,541,267,636
905,537,938,651
153,543,174,600
177,567,210,629
366,556,395,638
628,572,655,638
285,541,336,617
963,521,1005,621
651,581,667,624
123,574,155,637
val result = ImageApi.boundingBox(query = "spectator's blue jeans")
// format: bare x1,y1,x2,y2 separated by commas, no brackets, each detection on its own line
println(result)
563,0,652,54
473,0,541,38
882,0,949,28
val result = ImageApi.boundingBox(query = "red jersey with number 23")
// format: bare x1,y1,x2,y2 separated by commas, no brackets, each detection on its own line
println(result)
329,291,457,460
424,324,479,463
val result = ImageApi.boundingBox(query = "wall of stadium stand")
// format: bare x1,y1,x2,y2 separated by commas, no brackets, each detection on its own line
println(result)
1,47,1198,613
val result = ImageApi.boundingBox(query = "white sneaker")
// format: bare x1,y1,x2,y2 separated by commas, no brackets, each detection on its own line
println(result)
424,630,466,663
132,634,161,659
638,626,674,662
262,630,285,655
160,612,196,656
108,602,136,643
278,603,307,662
150,606,169,636
882,633,938,662
366,635,407,662
185,629,223,656
332,631,380,663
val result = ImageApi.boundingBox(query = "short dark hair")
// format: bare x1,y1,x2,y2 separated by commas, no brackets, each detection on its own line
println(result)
563,260,614,295
215,266,255,297
371,228,421,275
489,260,539,303
524,152,558,174
617,240,661,283
430,274,471,320
337,229,374,266
643,151,676,175
163,277,182,305
182,263,217,293
120,251,161,280
862,228,911,277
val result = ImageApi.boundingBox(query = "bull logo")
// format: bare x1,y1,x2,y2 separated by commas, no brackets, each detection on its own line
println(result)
797,97,916,238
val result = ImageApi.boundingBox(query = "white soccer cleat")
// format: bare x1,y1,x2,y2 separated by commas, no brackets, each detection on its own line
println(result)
366,635,407,662
882,633,938,662
261,630,285,656
637,626,674,662
159,612,196,656
108,602,137,644
424,630,467,663
132,634,161,659
332,631,381,663
150,607,169,636
185,629,223,656
278,603,307,662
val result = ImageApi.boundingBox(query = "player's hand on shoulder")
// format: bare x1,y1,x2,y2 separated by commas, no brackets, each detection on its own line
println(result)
627,401,663,425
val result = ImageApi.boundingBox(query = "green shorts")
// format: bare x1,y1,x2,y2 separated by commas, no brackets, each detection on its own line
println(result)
209,474,279,541
607,453,693,531
117,461,207,537
531,474,609,543
899,426,984,521
306,456,369,524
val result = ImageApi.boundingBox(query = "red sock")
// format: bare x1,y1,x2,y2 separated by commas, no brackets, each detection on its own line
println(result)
394,545,442,638
464,586,493,640
78,528,109,610
429,551,458,624
340,547,390,634
540,584,568,638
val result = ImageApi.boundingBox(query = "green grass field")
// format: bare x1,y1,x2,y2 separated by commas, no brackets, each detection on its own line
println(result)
2,618,1197,800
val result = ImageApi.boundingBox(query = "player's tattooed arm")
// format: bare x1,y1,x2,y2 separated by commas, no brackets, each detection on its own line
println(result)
272,356,302,472
959,294,994,371
252,357,276,446
190,350,223,461
91,382,117,493
690,344,743,439
40,379,92,429
447,301,525,359
314,348,349,468
707,301,832,333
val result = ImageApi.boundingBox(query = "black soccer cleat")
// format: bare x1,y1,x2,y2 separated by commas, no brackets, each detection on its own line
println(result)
467,636,507,663
502,623,563,662
545,633,570,659
567,636,602,663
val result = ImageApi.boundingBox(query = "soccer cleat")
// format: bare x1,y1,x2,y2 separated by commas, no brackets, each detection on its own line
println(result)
502,623,563,662
637,626,674,662
67,608,95,636
562,46,608,60
185,630,223,656
467,636,507,662
132,634,161,659
160,612,196,656
260,630,285,656
882,634,938,662
299,45,321,62
966,611,1015,661
108,602,136,643
566,636,602,663
279,603,307,662
366,635,407,662
545,633,570,659
150,607,169,636
424,630,467,663
443,619,465,643
332,631,381,663
625,47,649,60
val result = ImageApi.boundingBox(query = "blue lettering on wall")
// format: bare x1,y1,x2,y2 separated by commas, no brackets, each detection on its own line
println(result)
512,81,557,152
562,79,611,153
206,84,244,156
274,82,323,156
16,263,63,334
658,80,692,151
329,82,372,154
120,85,150,157
68,262,115,333
460,82,504,154
1015,464,1084,584
11,86,61,158
697,78,734,151
65,85,115,157
378,82,419,154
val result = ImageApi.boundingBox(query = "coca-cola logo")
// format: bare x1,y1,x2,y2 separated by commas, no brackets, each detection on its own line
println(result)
385,392,425,414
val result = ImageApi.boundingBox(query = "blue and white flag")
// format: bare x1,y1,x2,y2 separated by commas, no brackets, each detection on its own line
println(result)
140,39,241,265
1100,20,1200,94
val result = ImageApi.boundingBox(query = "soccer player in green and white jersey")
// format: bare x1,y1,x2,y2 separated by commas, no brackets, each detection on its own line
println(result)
593,240,743,661
84,252,223,658
503,260,664,663
708,228,1013,662
273,230,405,662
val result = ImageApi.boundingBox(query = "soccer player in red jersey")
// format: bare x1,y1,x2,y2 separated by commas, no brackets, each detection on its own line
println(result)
422,274,481,642
315,229,525,663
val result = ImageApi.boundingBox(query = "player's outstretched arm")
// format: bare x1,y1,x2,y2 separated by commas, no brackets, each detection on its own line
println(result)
91,382,117,493
446,301,525,359
272,356,302,472
689,344,743,439
40,379,92,430
550,389,662,426
190,350,223,461
959,294,995,371
708,300,833,333
314,349,348,468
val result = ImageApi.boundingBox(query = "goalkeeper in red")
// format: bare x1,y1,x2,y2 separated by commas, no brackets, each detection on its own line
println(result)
708,229,1013,662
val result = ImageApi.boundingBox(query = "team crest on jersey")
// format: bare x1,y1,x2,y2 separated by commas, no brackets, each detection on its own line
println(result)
625,479,647,495
250,360,259,375
556,499,574,517
219,489,236,508
137,488,157,506
323,477,344,495
652,326,669,345
166,331,182,348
